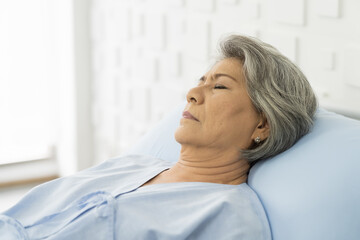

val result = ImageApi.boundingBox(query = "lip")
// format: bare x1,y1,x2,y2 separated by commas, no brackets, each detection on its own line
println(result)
182,111,199,121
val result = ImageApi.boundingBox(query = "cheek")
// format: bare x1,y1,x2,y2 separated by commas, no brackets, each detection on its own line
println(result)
210,105,242,125
217,106,258,137
206,98,235,121
203,107,240,140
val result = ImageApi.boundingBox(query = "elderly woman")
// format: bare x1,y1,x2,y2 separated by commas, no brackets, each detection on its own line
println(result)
0,35,316,239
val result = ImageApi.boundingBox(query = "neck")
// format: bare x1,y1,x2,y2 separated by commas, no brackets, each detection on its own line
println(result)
166,145,250,185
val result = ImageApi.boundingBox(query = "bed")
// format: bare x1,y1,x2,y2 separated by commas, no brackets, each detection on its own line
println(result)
128,102,360,240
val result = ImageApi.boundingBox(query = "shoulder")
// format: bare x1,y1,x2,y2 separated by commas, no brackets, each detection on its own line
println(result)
203,183,272,240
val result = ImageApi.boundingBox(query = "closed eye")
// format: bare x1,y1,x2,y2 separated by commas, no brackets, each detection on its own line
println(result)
197,76,228,89
214,85,227,89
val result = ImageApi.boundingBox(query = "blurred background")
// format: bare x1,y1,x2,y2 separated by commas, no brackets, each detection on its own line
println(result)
1,0,360,211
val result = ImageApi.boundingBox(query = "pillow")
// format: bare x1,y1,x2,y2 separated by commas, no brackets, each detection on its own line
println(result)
127,102,182,162
248,108,360,240
127,103,360,240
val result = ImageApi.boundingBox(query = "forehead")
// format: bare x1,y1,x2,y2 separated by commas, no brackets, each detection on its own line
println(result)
207,58,245,82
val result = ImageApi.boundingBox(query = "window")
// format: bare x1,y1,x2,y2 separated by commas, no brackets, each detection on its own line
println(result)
0,0,55,165
0,0,94,183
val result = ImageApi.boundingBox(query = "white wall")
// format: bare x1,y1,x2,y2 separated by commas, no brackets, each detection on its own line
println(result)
90,0,360,164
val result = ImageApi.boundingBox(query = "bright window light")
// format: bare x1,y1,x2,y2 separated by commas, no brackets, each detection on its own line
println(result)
0,0,55,164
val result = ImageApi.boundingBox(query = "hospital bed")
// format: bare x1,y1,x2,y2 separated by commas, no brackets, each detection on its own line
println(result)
128,102,360,240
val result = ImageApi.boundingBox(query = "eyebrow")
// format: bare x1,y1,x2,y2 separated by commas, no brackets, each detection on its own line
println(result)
200,73,238,82
213,73,238,82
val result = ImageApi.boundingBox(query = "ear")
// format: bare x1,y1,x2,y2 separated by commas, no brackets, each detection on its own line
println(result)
251,114,270,142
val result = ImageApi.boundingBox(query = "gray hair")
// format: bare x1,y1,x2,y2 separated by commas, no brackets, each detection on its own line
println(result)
218,35,317,162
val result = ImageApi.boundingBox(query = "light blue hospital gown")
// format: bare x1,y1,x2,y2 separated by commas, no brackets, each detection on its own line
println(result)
0,155,272,239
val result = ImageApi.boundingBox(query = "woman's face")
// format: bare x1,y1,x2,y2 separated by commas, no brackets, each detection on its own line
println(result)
175,58,267,151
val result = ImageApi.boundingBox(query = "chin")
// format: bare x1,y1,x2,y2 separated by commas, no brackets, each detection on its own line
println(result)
174,126,193,145
174,127,184,144
174,127,206,148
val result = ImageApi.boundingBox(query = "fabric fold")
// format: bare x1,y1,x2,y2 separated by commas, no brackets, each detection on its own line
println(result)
0,214,29,240
24,191,116,239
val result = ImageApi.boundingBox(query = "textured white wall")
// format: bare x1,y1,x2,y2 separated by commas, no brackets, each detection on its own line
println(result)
90,0,360,164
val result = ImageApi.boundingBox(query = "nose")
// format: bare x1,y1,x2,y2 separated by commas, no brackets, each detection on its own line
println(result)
186,86,204,104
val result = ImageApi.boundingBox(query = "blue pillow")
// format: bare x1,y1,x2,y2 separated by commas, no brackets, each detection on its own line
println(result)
128,104,360,240
127,102,182,162
248,108,360,240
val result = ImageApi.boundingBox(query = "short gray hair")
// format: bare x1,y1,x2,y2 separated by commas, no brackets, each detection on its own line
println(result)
218,35,317,162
